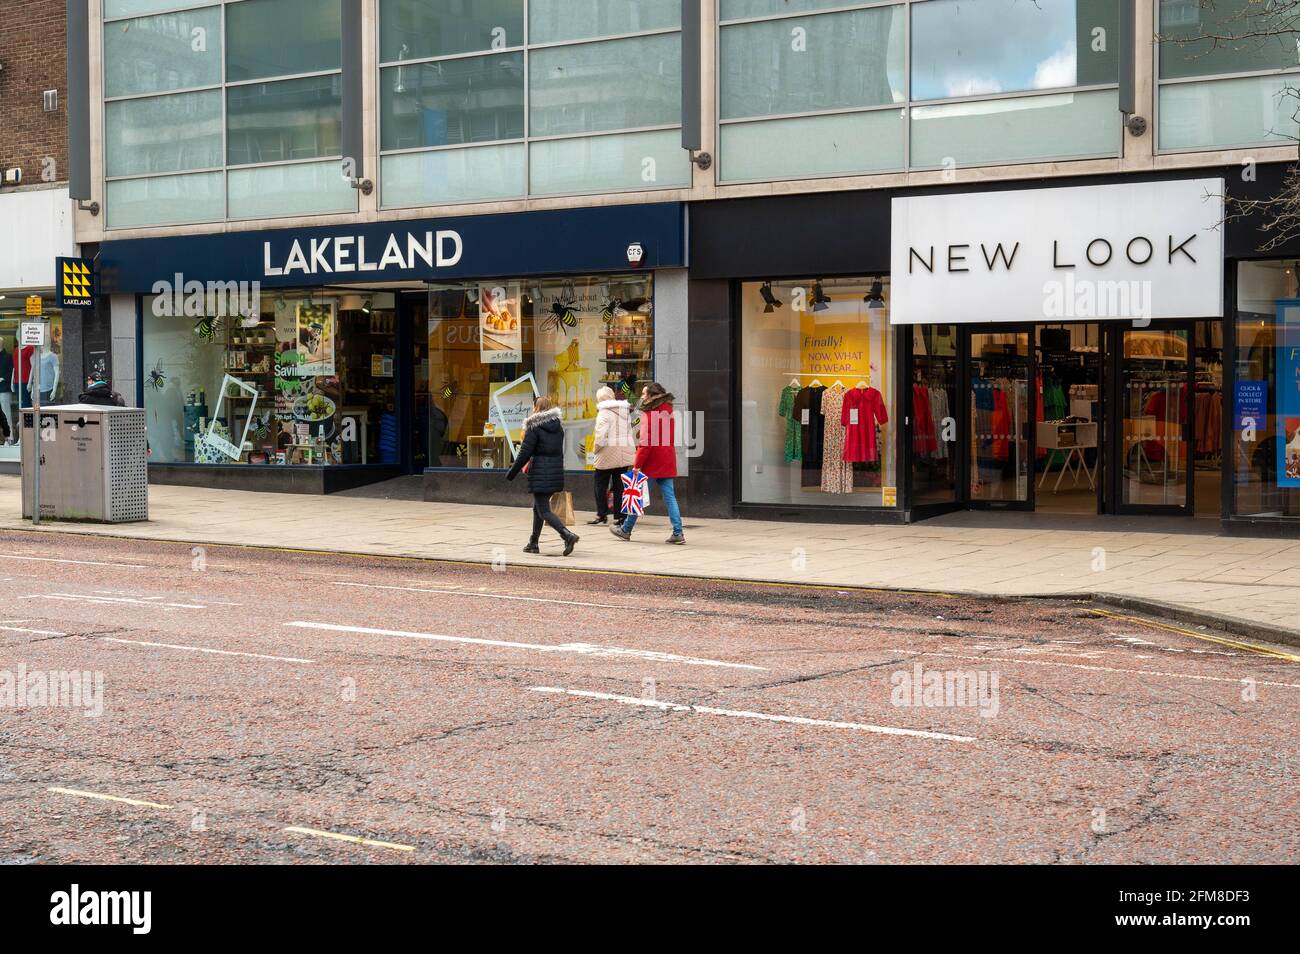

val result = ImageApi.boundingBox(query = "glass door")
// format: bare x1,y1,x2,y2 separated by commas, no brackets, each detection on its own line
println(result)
908,324,962,513
1117,325,1193,513
968,330,1034,509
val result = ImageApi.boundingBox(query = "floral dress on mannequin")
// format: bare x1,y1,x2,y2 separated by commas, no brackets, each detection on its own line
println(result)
820,382,853,494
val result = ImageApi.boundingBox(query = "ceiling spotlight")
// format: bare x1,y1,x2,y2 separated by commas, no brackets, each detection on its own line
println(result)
864,279,885,309
362,297,372,314
465,288,480,305
759,281,782,313
812,281,830,312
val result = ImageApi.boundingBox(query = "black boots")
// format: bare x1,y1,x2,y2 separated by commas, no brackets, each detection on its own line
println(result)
562,532,579,556
523,540,540,554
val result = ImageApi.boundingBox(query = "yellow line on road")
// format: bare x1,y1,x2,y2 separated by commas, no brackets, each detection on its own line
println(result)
1090,609,1300,662
47,786,172,810
284,825,415,853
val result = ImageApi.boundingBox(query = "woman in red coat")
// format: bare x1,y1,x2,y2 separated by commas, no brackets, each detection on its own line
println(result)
609,383,685,545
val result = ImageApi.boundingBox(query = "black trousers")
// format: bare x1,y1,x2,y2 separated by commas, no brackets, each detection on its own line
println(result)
531,492,568,542
593,466,627,518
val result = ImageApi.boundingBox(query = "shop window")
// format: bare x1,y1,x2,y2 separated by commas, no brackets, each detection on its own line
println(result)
424,274,653,471
0,304,65,462
739,278,897,508
142,290,398,466
1234,261,1300,519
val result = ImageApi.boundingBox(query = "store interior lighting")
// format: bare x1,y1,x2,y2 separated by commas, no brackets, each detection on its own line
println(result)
759,281,782,313
812,281,830,312
864,279,885,309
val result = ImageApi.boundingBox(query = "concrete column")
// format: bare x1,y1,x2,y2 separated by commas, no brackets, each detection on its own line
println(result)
110,294,137,405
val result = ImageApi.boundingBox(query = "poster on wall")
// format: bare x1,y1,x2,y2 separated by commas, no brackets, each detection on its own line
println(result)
798,306,877,385
1276,304,1300,487
478,285,522,364
297,301,336,376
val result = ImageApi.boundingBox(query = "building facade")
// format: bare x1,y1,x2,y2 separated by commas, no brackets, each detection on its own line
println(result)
0,0,81,469
70,0,1300,531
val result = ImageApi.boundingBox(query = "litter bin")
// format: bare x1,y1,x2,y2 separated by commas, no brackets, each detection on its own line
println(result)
21,404,149,522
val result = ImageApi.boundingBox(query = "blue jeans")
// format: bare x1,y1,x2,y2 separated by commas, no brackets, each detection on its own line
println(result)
622,477,682,536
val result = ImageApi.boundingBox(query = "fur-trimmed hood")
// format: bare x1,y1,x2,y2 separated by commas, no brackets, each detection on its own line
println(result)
640,391,675,412
522,406,563,430
597,399,630,412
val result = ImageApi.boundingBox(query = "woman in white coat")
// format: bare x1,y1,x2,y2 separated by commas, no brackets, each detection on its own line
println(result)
588,385,635,524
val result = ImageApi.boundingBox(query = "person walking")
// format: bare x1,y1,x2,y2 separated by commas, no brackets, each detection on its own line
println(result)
506,396,579,556
610,382,685,545
588,385,633,525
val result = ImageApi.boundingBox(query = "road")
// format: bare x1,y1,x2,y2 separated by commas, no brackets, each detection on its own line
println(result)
0,529,1295,864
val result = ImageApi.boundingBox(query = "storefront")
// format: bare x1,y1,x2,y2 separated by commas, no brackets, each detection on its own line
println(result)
688,166,1300,532
98,203,686,496
0,186,78,470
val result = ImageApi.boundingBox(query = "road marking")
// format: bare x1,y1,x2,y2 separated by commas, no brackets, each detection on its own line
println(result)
1090,609,1300,662
0,554,146,569
529,687,975,742
0,624,67,636
47,787,172,810
104,638,314,664
886,649,1300,690
284,826,415,853
22,593,205,609
286,621,765,670
332,580,685,614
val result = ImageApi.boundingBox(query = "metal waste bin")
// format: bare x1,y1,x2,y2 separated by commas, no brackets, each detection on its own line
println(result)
21,404,149,522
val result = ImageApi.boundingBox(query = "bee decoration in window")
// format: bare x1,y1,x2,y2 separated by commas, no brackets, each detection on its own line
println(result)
541,282,578,334
194,315,220,342
146,359,167,391
441,382,454,400
251,413,271,442
600,298,623,325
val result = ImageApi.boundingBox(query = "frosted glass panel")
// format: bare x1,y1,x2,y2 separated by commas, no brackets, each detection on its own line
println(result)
912,0,1119,100
529,0,679,44
226,0,341,82
106,90,223,177
228,161,355,218
106,172,224,229
1159,75,1300,150
720,8,904,120
381,144,526,207
227,75,342,165
910,89,1119,166
530,34,681,136
105,0,204,17
529,130,689,195
379,0,524,60
721,110,904,181
1159,0,1300,79
104,7,222,98
380,55,525,150
721,0,867,17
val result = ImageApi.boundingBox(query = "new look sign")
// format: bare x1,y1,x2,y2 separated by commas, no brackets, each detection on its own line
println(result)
889,179,1225,325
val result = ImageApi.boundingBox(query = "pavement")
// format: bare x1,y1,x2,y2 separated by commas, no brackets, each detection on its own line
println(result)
2,474,1300,646
2,531,1297,864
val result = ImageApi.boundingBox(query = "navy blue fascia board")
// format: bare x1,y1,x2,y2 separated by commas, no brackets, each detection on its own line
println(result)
98,203,688,294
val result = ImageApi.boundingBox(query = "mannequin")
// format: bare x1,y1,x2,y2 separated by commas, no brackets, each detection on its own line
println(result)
0,340,12,444
38,347,60,406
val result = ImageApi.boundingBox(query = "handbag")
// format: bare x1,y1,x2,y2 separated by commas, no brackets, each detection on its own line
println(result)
550,491,575,526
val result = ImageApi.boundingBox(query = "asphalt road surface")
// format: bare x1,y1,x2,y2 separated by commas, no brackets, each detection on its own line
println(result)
0,529,1295,864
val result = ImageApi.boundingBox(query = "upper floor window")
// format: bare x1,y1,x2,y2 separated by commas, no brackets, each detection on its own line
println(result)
1157,0,1300,152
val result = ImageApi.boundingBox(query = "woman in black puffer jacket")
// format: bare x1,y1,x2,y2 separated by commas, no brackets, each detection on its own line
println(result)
506,397,579,555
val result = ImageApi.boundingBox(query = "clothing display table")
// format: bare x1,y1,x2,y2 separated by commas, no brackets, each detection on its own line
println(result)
1036,421,1098,492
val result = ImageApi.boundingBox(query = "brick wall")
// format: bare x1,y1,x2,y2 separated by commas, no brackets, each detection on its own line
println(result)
0,0,68,189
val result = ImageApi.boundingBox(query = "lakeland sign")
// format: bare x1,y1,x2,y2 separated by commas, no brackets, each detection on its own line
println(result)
96,203,687,293
889,178,1225,325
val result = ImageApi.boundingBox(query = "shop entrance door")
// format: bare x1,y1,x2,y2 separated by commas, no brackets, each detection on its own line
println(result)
1112,324,1195,514
966,329,1035,510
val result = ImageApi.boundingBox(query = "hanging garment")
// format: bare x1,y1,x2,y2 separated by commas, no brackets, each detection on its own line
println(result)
819,383,853,494
929,386,950,460
777,384,802,462
991,386,1011,462
794,385,827,466
842,386,889,463
912,384,938,454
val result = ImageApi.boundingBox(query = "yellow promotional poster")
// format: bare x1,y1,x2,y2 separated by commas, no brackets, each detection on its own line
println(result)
798,307,876,383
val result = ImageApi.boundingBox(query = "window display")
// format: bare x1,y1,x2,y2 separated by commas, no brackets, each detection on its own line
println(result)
0,303,65,462
1234,261,1300,519
741,277,896,507
425,274,654,471
143,290,397,466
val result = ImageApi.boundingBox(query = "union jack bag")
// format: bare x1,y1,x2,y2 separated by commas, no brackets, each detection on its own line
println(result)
620,470,648,515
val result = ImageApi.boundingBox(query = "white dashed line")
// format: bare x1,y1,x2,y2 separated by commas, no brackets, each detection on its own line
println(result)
103,638,314,664
286,621,764,670
22,593,205,609
284,826,415,853
0,555,146,569
47,787,172,810
0,624,67,636
529,687,975,742
331,580,684,613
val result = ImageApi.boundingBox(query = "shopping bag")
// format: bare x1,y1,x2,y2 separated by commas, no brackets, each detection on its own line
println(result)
620,471,648,515
550,491,576,526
